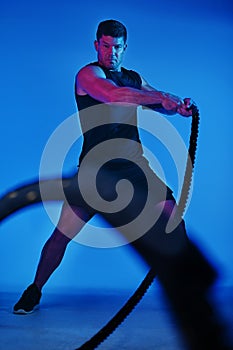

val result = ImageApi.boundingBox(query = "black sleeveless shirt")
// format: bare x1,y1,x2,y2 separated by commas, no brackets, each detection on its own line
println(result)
75,62,144,167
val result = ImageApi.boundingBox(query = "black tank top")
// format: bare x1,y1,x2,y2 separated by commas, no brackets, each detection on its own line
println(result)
75,62,144,167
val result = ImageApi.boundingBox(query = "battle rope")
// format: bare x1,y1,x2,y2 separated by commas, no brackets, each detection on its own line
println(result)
77,268,156,350
75,104,200,350
0,105,200,350
177,104,200,217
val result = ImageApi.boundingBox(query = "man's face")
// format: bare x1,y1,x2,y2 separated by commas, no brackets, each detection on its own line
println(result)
94,35,127,71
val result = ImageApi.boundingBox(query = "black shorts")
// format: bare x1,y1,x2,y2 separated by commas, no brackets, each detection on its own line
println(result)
66,157,174,226
64,157,188,254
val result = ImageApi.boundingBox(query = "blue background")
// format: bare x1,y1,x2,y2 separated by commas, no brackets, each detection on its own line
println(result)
0,0,233,294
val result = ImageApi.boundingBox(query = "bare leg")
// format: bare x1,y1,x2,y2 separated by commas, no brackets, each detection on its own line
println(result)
33,203,92,291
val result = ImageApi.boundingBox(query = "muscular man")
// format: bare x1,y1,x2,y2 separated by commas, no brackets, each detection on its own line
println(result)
13,19,228,349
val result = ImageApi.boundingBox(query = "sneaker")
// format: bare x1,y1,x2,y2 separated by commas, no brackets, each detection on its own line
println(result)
13,283,42,314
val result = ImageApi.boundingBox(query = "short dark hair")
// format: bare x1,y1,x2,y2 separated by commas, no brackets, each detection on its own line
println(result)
96,19,127,43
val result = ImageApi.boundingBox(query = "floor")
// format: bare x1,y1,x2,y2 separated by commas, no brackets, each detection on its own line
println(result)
0,286,233,350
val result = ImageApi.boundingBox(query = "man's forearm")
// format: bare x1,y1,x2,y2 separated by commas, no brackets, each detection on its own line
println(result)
108,86,165,105
142,103,177,115
107,86,182,115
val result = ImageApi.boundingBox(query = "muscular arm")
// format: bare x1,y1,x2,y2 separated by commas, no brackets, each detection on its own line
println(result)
76,65,192,117
140,76,180,115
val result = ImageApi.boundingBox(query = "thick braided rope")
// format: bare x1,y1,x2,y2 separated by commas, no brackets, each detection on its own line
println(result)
75,105,200,350
0,106,200,350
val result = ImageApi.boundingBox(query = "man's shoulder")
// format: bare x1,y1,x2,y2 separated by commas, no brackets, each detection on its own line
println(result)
78,62,98,72
76,62,105,78
85,61,99,68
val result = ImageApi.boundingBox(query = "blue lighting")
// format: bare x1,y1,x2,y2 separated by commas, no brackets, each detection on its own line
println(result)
0,0,232,293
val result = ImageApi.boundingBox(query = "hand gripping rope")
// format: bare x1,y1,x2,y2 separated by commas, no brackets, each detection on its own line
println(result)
0,105,200,349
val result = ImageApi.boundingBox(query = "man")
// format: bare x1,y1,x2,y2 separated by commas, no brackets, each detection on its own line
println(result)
13,19,228,349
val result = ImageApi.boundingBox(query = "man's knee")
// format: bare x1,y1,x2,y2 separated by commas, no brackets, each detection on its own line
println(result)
57,204,91,239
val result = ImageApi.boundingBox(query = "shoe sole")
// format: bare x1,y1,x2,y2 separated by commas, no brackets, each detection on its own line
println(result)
13,304,40,315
